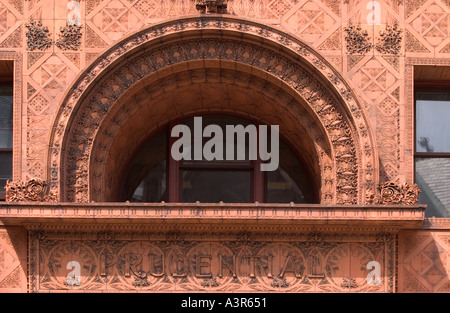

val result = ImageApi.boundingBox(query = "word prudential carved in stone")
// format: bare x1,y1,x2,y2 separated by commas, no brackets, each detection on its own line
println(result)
30,234,394,292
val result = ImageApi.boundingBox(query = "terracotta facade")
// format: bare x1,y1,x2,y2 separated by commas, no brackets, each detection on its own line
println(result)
0,0,449,292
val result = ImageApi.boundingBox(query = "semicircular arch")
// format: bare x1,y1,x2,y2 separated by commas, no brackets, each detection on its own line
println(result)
47,16,378,204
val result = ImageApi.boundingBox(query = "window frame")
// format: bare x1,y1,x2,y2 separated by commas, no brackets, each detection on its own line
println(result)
0,80,13,201
167,116,266,203
414,82,450,158
0,148,11,200
119,114,318,204
414,82,450,217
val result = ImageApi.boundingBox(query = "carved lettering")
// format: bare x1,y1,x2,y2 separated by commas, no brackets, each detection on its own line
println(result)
31,235,393,292
172,257,187,278
244,255,260,278
148,253,165,277
218,254,237,278
100,247,117,276
280,255,302,278
195,255,212,278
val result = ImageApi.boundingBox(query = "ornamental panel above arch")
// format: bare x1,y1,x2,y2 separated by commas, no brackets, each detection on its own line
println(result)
46,16,378,205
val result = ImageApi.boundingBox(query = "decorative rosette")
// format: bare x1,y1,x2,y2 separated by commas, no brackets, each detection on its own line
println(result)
5,178,57,202
379,181,403,204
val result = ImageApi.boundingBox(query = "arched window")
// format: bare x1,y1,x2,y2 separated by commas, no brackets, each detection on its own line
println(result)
119,115,317,203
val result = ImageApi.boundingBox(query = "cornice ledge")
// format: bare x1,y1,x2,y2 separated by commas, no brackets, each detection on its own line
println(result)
0,202,425,229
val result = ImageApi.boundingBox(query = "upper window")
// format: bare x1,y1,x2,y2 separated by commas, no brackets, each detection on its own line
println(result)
0,83,13,200
415,90,450,217
119,115,317,204
416,91,450,153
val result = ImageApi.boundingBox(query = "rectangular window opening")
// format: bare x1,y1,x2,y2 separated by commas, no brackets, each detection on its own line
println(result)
414,67,450,217
0,60,13,201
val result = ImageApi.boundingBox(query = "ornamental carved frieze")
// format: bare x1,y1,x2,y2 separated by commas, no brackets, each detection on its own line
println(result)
55,24,82,51
344,23,403,55
25,19,52,51
366,181,420,205
375,24,402,55
344,23,373,55
29,230,395,292
48,17,378,205
196,0,227,14
5,178,57,202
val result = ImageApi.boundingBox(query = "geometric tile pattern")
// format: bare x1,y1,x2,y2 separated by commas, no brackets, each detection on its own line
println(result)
344,0,404,182
281,0,340,45
410,2,450,48
0,227,27,292
399,229,450,292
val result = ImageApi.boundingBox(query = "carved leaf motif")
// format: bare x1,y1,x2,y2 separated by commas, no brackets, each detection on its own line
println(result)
25,19,52,51
377,181,420,205
344,23,373,54
56,24,83,51
375,24,402,55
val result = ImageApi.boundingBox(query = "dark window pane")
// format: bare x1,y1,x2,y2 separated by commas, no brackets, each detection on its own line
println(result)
177,116,254,163
0,85,13,149
416,91,450,153
122,131,167,202
266,141,310,203
415,157,450,217
0,151,12,192
266,169,305,203
180,169,252,203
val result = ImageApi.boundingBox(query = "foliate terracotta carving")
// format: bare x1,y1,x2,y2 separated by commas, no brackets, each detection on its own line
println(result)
379,181,403,204
344,23,373,54
5,178,58,202
25,19,52,51
55,24,82,51
401,183,421,205
196,0,227,14
375,24,402,55
340,276,358,288
367,181,420,205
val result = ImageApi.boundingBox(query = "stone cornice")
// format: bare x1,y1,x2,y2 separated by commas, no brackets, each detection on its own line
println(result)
0,202,425,230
